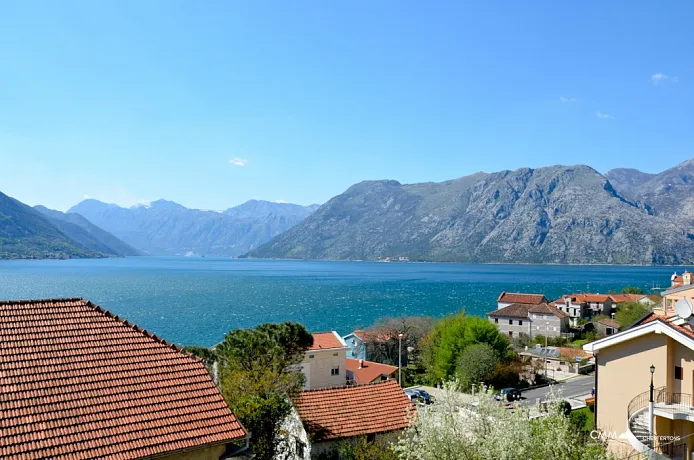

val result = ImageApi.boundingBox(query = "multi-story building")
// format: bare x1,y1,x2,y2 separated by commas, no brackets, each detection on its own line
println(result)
584,304,694,458
488,303,570,339
300,331,349,389
554,293,614,326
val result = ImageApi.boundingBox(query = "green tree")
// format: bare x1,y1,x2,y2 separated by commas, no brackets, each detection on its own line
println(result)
216,322,313,460
614,301,649,329
421,311,510,383
621,286,644,294
455,343,500,390
183,345,216,369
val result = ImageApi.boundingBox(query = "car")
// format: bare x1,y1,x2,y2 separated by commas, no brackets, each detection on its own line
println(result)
405,389,435,405
494,387,521,402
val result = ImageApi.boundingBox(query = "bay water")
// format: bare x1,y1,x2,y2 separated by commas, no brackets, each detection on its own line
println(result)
0,257,682,346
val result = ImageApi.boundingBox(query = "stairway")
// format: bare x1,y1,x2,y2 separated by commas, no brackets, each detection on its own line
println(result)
629,409,652,447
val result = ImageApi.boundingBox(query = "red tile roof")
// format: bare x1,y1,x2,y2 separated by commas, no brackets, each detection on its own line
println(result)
488,303,533,318
608,294,645,303
0,298,246,460
346,358,397,384
293,380,414,441
309,331,346,350
497,292,547,305
556,347,592,361
559,293,612,303
596,317,621,329
529,303,569,319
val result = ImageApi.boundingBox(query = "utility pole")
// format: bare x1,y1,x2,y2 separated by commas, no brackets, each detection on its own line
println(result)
545,322,549,380
398,333,404,386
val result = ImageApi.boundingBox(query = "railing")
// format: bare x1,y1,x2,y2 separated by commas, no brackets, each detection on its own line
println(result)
654,388,694,417
627,387,693,457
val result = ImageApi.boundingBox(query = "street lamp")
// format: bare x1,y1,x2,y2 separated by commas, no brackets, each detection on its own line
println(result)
648,365,655,443
398,333,404,386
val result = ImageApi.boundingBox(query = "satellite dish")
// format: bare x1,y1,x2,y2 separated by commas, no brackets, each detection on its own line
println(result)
675,298,693,319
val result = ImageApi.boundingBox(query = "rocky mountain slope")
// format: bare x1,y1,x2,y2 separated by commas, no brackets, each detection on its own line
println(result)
607,159,694,229
34,206,140,256
247,164,694,265
68,199,319,257
0,191,104,259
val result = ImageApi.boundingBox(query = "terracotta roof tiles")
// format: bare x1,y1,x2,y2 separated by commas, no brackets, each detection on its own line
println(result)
346,358,397,384
293,380,414,441
0,298,246,460
309,331,346,350
488,303,533,318
528,303,569,319
497,292,547,305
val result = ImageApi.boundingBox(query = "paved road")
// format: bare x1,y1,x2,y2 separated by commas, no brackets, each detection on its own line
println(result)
520,375,595,406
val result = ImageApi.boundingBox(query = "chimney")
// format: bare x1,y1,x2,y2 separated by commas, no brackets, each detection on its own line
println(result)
684,271,692,286
359,359,364,369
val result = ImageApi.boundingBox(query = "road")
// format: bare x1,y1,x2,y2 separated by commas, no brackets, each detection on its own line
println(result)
520,375,595,406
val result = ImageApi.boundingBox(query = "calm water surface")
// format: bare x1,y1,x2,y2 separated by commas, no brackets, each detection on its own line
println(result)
0,257,684,346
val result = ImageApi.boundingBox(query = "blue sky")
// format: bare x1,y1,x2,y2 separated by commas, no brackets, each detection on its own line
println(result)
1,1,692,211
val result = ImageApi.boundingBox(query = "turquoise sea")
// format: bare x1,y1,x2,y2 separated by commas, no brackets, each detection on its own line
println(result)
0,257,685,347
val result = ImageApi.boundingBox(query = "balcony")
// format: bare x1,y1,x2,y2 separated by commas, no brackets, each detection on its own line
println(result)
627,387,691,459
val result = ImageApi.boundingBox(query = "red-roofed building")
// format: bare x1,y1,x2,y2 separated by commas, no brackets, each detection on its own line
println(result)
584,312,694,458
497,292,548,310
300,332,349,389
291,380,414,456
0,298,249,460
554,293,614,326
488,303,571,338
346,358,397,384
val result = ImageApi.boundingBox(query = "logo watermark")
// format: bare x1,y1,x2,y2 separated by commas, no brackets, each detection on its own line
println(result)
589,430,680,442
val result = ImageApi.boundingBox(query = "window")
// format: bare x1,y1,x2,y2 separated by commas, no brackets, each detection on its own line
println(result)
553,327,557,331
333,352,338,356
366,433,376,443
494,318,498,323
508,331,513,338
518,320,523,326
675,366,683,380
308,354,315,359
331,367,340,376
509,319,513,325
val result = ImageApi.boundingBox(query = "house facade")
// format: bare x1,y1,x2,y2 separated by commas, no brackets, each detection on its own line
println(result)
554,294,614,326
301,332,349,389
0,298,249,460
342,331,366,360
488,303,570,338
584,312,694,459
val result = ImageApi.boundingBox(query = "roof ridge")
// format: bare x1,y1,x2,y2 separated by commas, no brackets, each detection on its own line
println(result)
300,380,399,393
0,297,85,304
83,300,204,364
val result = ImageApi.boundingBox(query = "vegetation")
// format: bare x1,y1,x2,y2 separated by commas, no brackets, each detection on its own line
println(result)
317,437,399,460
214,322,314,460
455,343,500,391
614,301,650,329
393,384,611,460
360,315,434,366
421,311,510,383
621,286,644,294
570,407,595,433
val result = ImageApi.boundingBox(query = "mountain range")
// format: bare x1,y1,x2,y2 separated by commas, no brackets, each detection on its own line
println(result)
0,191,107,259
247,159,694,265
68,199,320,257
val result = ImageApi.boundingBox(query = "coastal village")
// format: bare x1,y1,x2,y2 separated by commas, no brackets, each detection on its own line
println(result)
2,270,694,460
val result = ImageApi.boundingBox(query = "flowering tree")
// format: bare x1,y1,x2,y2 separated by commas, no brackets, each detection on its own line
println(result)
392,384,611,460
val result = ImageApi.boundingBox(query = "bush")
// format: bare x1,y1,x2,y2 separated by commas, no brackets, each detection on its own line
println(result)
587,401,595,412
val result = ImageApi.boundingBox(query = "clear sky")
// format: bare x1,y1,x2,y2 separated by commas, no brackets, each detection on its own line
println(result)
1,1,692,211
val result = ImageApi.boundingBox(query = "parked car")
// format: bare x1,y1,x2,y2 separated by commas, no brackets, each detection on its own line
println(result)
405,389,435,404
494,388,521,402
